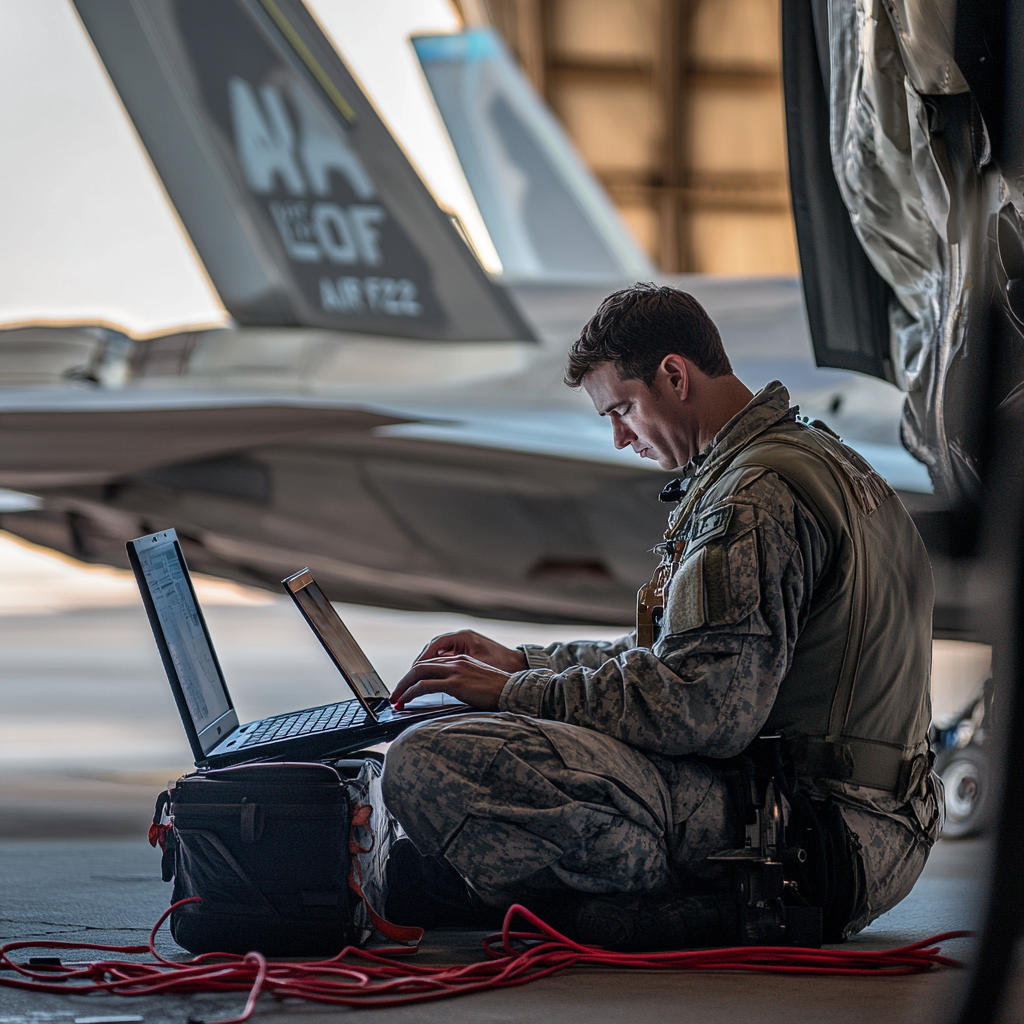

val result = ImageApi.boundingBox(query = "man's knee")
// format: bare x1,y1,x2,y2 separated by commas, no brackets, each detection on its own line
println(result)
382,715,507,854
381,719,443,836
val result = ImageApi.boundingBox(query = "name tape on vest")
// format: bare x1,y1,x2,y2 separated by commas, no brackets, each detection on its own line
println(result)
688,504,733,551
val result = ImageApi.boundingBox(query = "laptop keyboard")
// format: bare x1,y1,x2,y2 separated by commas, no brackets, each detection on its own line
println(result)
236,700,370,748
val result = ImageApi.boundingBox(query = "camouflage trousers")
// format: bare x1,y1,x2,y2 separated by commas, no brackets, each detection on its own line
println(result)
383,713,939,935
829,777,942,937
381,712,737,907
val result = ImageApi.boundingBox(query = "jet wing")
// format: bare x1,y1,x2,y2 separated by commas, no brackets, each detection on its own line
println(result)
0,390,409,489
0,279,937,628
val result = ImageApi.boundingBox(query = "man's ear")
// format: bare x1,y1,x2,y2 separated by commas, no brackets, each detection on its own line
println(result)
660,354,690,401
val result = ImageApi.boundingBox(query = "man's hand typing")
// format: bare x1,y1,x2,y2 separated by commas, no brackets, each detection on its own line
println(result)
411,630,528,673
391,653,514,710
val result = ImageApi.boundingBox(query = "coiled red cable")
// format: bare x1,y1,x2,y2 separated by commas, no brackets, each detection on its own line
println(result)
0,897,971,1021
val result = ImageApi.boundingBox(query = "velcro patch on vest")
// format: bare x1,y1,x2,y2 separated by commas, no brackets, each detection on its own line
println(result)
664,548,706,634
687,504,733,553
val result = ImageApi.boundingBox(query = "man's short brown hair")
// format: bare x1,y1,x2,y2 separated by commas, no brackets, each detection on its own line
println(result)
564,282,732,388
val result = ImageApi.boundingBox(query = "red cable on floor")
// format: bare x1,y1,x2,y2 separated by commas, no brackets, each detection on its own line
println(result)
0,897,972,1021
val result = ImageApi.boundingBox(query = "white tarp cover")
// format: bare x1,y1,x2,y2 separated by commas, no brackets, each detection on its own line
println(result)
825,0,981,494
0,1,229,338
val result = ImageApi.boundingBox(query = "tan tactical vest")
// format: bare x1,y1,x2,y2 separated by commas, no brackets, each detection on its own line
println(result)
640,417,934,799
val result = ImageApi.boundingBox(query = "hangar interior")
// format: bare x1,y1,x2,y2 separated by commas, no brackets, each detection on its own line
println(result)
1,0,1019,1020
477,0,798,274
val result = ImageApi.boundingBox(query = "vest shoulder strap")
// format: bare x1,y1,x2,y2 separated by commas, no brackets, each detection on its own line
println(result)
729,426,893,521
729,429,877,776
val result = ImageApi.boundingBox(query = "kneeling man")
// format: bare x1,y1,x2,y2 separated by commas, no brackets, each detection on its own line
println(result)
383,283,941,941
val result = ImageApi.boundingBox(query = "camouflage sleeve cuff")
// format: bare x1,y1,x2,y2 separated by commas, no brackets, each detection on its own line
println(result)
499,669,554,717
518,644,553,670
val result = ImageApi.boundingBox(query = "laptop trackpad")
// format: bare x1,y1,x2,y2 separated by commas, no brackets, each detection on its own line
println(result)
401,692,463,707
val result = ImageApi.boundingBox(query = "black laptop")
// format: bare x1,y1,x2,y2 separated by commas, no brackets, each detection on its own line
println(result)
127,529,469,768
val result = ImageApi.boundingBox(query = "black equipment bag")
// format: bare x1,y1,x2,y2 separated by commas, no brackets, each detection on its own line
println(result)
151,761,371,957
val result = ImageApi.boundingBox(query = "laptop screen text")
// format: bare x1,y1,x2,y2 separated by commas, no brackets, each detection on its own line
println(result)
136,536,231,733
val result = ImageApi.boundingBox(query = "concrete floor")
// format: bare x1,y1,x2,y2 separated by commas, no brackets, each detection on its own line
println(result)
0,837,989,1024
0,534,1010,1022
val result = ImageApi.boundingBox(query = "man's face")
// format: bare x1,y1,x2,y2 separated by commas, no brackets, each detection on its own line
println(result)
582,360,695,471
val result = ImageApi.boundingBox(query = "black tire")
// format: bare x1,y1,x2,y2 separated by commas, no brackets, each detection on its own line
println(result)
935,745,993,839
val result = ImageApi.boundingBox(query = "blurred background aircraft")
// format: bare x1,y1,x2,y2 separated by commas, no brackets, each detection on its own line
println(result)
0,0,946,631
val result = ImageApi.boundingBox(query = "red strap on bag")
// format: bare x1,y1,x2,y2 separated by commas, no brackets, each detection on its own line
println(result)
348,876,424,945
148,823,170,851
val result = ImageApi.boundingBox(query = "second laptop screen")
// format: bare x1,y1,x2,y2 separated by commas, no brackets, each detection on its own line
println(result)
292,578,389,702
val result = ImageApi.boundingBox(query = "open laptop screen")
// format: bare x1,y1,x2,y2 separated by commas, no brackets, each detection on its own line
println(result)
133,532,232,736
283,570,389,704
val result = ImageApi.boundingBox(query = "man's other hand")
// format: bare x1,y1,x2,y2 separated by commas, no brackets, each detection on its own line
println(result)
413,630,527,673
391,654,513,710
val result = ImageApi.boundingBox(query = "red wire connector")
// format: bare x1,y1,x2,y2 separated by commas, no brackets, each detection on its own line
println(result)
0,897,972,1022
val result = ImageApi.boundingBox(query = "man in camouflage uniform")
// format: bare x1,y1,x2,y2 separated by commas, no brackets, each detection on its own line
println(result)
384,283,942,941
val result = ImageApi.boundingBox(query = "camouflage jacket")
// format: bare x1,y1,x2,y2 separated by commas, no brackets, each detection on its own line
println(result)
499,382,843,760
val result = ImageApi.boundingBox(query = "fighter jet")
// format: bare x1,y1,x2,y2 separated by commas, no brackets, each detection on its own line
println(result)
0,0,944,629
